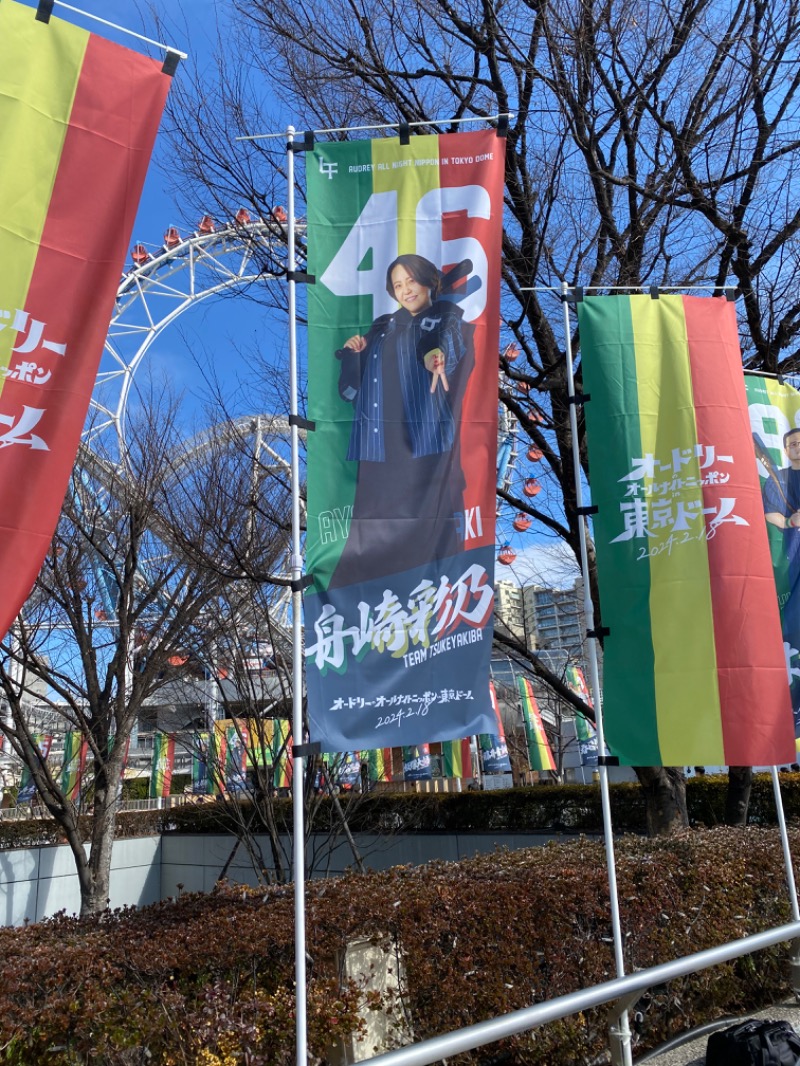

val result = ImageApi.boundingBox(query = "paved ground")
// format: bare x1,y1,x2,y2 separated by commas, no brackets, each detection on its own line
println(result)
638,999,800,1064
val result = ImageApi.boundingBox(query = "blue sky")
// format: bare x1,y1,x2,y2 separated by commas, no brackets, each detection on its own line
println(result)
14,0,577,587
16,0,287,443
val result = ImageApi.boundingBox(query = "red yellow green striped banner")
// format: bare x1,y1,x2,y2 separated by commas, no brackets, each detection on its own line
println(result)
149,733,175,799
579,294,794,766
442,737,473,778
0,0,169,641
272,719,293,789
365,747,393,783
60,730,87,803
518,678,556,772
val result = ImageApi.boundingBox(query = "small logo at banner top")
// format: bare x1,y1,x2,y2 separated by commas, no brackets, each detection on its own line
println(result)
319,158,338,180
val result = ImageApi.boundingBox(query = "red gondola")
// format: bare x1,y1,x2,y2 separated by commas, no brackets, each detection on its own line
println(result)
131,243,151,266
513,513,532,532
523,479,541,497
163,226,181,248
516,380,530,393
197,214,216,235
273,205,288,222
503,343,520,362
498,544,517,565
234,208,251,225
527,446,543,461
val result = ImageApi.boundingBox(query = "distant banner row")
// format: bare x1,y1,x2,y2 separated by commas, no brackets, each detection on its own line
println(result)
10,675,601,803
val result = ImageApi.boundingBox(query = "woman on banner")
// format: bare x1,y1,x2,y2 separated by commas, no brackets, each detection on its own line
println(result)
330,254,475,589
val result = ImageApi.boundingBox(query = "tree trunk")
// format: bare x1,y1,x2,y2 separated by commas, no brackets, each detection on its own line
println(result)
725,766,752,826
81,776,118,916
634,766,688,836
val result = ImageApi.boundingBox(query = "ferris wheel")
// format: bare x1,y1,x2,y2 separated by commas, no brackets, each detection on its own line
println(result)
75,211,300,656
85,209,294,457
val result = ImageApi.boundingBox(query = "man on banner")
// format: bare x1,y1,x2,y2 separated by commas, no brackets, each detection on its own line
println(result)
304,129,506,755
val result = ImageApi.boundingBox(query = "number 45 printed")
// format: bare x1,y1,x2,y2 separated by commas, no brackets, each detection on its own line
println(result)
319,186,491,323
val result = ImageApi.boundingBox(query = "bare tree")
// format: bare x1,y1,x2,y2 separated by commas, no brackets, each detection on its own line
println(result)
161,0,800,833
0,398,294,914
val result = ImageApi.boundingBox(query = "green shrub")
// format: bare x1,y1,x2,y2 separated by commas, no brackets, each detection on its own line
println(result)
2,773,800,851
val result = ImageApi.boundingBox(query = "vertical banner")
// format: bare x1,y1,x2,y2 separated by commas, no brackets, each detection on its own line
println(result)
305,129,506,752
335,752,362,790
209,726,227,795
149,733,175,799
566,665,599,766
272,718,293,790
580,295,794,766
366,747,393,783
402,744,432,781
479,680,512,774
746,375,800,750
192,732,209,795
60,730,87,803
442,737,473,778
0,0,171,641
225,723,249,792
518,677,556,773
17,733,53,803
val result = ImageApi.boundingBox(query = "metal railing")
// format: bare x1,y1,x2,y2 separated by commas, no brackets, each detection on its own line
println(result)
0,794,191,820
362,921,800,1066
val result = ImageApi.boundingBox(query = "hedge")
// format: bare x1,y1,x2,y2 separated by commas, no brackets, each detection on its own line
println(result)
1,773,799,850
0,826,798,1064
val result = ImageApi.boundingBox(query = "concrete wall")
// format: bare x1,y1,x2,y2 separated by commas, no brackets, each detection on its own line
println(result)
158,830,565,898
0,836,161,926
0,830,566,926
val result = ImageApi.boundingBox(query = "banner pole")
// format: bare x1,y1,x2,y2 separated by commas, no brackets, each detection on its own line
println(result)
287,126,309,1066
561,283,632,1066
770,765,800,920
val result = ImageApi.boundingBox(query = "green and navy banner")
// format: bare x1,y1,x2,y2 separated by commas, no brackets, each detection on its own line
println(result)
478,680,512,774
402,744,432,780
304,129,505,752
566,666,599,766
225,723,248,792
60,730,87,803
746,375,800,752
149,733,175,799
18,733,52,803
0,0,170,642
518,677,556,773
580,295,794,766
191,732,209,795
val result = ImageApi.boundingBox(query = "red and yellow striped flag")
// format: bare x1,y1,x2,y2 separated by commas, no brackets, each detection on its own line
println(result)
580,295,794,766
0,0,170,640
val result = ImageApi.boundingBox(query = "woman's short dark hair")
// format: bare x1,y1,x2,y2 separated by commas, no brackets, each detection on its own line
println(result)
385,254,442,301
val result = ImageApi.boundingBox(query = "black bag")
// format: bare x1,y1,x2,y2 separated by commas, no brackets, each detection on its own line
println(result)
706,1018,800,1065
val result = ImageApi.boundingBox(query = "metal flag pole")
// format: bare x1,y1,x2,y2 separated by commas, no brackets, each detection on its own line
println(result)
770,764,800,990
770,765,800,920
561,282,632,1066
286,126,309,1066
